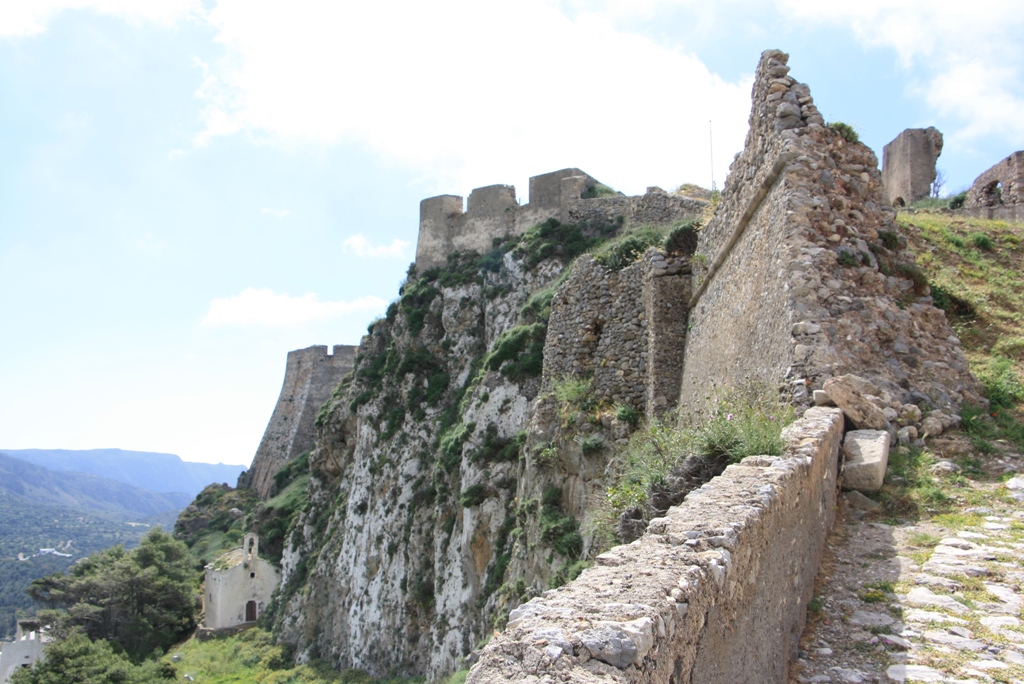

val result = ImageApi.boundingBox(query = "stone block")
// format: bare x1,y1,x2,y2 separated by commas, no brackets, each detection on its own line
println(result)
823,375,889,430
842,429,890,492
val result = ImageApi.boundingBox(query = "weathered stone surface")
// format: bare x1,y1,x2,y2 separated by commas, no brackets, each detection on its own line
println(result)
964,150,1024,221
881,127,943,206
905,587,968,614
842,430,890,492
885,664,946,682
467,407,844,683
240,345,356,498
824,376,890,430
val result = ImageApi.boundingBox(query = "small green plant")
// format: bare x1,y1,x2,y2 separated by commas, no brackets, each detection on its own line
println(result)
808,595,825,614
483,323,547,381
553,375,592,406
593,226,668,272
581,183,618,199
948,191,967,209
975,356,1024,408
539,486,582,558
930,283,976,319
877,230,900,251
459,484,488,508
827,121,859,144
969,231,994,251
578,434,606,455
837,250,860,267
663,221,700,256
615,403,640,426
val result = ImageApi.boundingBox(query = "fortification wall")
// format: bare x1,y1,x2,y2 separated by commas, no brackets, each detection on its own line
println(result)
415,172,708,272
965,151,1024,218
881,127,943,206
468,406,843,684
679,51,980,422
542,251,691,418
241,345,357,499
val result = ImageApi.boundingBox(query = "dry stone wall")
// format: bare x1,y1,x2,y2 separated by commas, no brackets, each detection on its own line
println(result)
679,50,980,424
241,345,356,499
467,407,844,684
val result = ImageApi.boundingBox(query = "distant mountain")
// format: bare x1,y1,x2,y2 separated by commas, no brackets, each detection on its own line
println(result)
0,452,192,517
0,448,246,497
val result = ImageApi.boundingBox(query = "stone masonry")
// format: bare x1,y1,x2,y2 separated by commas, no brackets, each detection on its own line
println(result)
964,150,1024,221
468,407,844,683
416,172,706,272
679,51,979,424
241,345,356,499
881,127,943,207
542,250,691,419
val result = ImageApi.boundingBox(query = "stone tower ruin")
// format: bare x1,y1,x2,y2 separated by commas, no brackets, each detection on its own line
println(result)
881,127,943,206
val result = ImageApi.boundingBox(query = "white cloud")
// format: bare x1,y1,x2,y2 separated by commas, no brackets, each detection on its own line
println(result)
189,0,752,195
259,207,290,219
342,234,410,259
776,0,1024,144
0,0,200,38
203,287,386,326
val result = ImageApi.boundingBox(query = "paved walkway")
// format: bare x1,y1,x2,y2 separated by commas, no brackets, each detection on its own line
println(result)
790,439,1024,684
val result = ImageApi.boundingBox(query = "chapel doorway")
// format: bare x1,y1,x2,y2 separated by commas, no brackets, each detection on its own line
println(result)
246,600,257,622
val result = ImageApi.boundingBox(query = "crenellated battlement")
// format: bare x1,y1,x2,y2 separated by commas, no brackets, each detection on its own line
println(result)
414,168,708,271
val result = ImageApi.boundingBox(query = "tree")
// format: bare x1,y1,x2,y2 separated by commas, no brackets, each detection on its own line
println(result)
931,169,946,198
27,529,198,661
8,632,175,684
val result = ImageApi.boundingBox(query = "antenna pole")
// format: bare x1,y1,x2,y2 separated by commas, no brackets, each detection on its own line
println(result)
709,120,716,193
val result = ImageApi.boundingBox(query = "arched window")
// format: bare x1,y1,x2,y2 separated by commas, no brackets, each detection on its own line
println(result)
245,600,257,622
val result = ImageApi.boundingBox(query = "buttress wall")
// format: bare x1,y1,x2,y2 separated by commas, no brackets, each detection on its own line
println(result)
241,345,357,499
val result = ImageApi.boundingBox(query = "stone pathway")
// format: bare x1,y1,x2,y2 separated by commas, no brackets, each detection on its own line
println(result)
790,442,1024,684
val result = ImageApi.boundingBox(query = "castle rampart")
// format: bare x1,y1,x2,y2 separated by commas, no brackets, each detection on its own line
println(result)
415,169,708,272
240,344,357,499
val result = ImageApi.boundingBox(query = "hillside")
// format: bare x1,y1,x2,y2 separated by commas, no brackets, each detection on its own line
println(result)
0,452,192,516
0,448,245,497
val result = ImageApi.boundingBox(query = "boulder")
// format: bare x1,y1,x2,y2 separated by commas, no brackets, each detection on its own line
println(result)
920,415,944,437
823,375,890,430
842,430,890,492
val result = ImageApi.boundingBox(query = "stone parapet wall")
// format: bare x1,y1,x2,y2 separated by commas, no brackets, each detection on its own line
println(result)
415,173,707,271
467,407,844,684
241,345,357,499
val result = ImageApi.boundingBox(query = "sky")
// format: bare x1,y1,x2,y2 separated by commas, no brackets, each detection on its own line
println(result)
1,0,1022,466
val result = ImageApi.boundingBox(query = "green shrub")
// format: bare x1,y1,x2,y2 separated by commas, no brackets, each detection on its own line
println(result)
483,323,546,381
949,191,967,210
539,487,582,558
877,230,900,251
930,283,976,318
553,375,592,406
969,231,994,251
581,183,618,199
663,219,701,256
398,278,439,337
439,422,475,471
459,484,488,508
513,218,617,268
470,425,525,464
837,251,860,267
615,403,640,426
894,262,929,294
827,121,859,143
593,226,666,271
578,434,606,455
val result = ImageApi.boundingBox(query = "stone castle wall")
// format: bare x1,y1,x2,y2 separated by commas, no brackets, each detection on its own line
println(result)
964,151,1024,221
241,345,357,499
881,127,943,206
415,171,707,272
542,251,691,418
679,51,979,423
468,407,844,684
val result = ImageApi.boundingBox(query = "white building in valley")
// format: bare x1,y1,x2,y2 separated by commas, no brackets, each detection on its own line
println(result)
204,533,280,629
0,620,49,683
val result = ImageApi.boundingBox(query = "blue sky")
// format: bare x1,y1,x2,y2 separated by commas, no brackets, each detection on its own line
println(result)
1,0,1021,465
